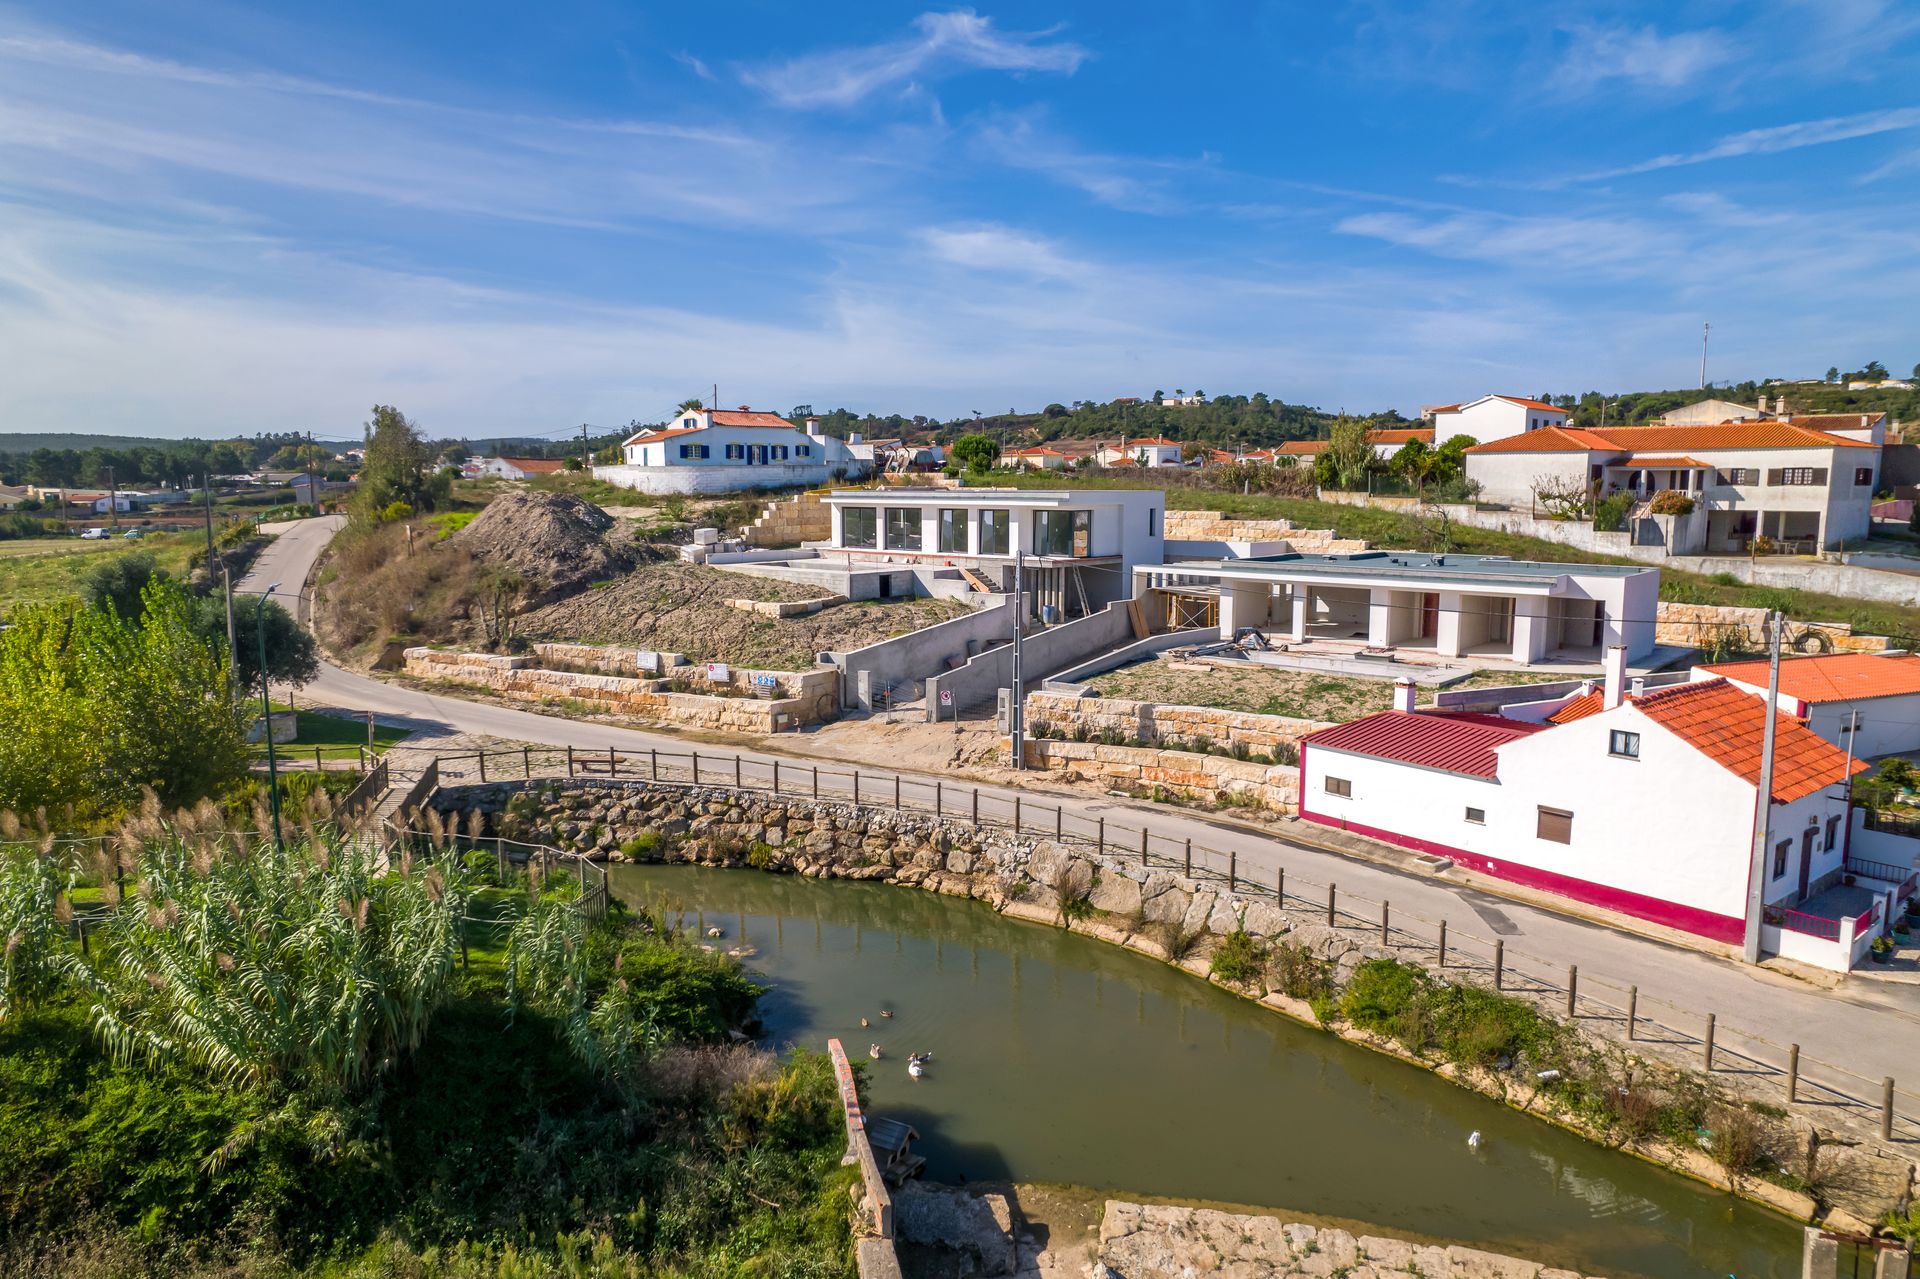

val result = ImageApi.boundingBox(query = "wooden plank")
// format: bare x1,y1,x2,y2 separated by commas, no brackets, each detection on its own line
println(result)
958,567,995,594
1125,598,1149,639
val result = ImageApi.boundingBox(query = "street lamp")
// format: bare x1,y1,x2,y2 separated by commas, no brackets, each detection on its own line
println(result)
255,582,284,849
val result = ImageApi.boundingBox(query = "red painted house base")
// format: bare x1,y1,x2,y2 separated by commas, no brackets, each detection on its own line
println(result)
1299,807,1746,945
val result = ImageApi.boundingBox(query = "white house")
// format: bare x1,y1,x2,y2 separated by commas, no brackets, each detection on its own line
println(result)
819,486,1165,615
1095,438,1185,468
1004,447,1069,472
593,406,867,495
1464,420,1881,551
1136,551,1659,664
1300,662,1884,963
1427,395,1568,446
1275,427,1436,463
472,456,566,481
1692,652,1920,760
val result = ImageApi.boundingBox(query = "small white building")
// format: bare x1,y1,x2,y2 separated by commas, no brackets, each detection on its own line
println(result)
1692,652,1920,760
1136,550,1660,664
594,406,868,495
1464,421,1881,551
1004,447,1069,472
819,486,1165,616
1095,438,1185,468
1301,663,1888,964
1427,395,1568,446
472,456,566,481
1275,427,1435,463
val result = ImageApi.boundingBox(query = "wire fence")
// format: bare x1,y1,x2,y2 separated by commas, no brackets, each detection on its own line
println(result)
418,742,1920,1149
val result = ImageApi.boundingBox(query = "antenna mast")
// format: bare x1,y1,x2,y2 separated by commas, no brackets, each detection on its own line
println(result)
1700,321,1710,389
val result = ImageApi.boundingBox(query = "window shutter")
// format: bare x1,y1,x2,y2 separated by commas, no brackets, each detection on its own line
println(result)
1536,807,1573,844
1766,468,1783,485
1811,468,1828,484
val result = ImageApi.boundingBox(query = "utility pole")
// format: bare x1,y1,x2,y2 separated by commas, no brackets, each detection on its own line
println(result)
1010,549,1026,770
1700,321,1711,389
304,430,317,511
581,422,590,472
106,465,117,531
256,581,285,850
222,565,239,696
200,474,217,568
1742,609,1784,963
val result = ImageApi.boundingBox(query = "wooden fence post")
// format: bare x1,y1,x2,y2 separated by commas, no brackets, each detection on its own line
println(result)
1097,817,1104,854
522,746,531,778
972,788,979,824
813,766,819,800
1327,883,1336,926
1140,828,1148,868
894,775,901,810
649,749,657,781
1566,965,1578,1017
1276,866,1284,906
692,751,700,784
735,755,742,790
1493,940,1504,990
773,760,780,794
478,752,487,783
567,745,574,777
1014,796,1021,830
315,745,323,772
853,772,860,806
1787,1044,1800,1102
607,746,616,777
1184,838,1192,876
1437,919,1447,967
1381,900,1390,945
1703,1014,1716,1069
1228,849,1236,891
1626,986,1637,1040
935,781,942,814
1884,1078,1896,1141
1056,807,1063,838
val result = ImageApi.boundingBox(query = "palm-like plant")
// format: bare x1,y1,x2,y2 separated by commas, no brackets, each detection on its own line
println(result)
64,824,470,1094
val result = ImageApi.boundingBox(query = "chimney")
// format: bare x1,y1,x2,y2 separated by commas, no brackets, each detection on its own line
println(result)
1629,677,1646,699
805,416,822,438
1775,394,1787,416
1756,393,1766,418
1392,678,1417,713
1602,644,1628,710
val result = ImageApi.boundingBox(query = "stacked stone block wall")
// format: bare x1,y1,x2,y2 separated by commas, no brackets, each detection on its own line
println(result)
740,490,833,548
1162,509,1368,554
1654,603,1892,653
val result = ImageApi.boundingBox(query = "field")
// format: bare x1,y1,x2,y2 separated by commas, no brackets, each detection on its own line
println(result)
991,471,1920,644
250,709,411,763
1086,656,1570,720
0,531,204,608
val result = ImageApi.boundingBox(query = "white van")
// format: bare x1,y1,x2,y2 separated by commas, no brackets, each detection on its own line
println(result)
80,527,109,540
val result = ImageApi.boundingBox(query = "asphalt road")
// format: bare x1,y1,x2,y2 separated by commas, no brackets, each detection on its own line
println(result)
246,515,1920,1106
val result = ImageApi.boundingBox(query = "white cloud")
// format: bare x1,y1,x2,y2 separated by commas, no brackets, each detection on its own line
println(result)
1560,106,1920,183
1335,209,1681,274
740,10,1086,109
1556,22,1738,90
919,224,1081,279
672,51,716,81
970,111,1186,213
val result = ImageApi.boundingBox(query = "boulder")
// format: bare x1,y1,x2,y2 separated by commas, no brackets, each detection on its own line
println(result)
893,1184,1016,1275
1088,870,1143,917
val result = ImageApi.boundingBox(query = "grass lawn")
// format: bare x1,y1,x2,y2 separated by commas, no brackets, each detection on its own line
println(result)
0,531,203,608
1085,656,1571,720
251,709,410,762
991,471,1920,644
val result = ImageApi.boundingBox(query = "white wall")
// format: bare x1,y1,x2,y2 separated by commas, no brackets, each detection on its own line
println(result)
1436,399,1565,447
1465,451,1590,508
593,462,840,495
1709,678,1920,760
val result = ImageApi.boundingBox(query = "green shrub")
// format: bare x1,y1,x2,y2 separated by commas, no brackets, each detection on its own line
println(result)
746,840,775,869
1209,929,1266,986
1340,959,1426,1033
1270,941,1336,1004
1593,492,1633,532
619,831,664,859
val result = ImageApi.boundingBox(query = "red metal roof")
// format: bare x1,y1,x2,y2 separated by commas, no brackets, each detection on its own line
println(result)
1698,652,1920,705
1631,679,1864,803
1304,710,1547,779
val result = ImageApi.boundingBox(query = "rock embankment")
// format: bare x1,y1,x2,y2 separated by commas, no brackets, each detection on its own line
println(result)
1096,1203,1602,1279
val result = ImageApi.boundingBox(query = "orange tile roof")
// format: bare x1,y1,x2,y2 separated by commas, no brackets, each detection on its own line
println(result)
1631,679,1864,803
1546,689,1602,723
708,409,798,428
1276,440,1328,455
1616,455,1710,467
1123,437,1181,447
1788,413,1885,432
1006,447,1067,458
1697,653,1920,705
498,456,565,473
1372,427,1437,444
1433,395,1564,414
1466,422,1877,455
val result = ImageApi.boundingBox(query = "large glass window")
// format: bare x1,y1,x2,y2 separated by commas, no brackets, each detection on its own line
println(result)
842,506,877,549
978,509,1010,555
1035,509,1092,557
938,508,967,553
885,507,922,550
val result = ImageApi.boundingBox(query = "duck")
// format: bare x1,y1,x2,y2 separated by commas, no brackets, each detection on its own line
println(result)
1467,1131,1483,1151
879,1009,894,1019
706,926,722,938
860,1017,870,1028
908,1056,925,1079
869,1043,883,1060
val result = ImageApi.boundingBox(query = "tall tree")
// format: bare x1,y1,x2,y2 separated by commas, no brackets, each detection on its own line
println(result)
355,405,437,518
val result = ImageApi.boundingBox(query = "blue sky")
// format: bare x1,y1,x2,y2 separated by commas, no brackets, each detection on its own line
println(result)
2,1,1918,439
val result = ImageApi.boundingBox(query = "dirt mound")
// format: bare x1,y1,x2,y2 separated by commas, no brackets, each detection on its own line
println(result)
453,490,626,601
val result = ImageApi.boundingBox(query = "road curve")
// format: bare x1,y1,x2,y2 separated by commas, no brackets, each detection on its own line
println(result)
243,515,1920,1096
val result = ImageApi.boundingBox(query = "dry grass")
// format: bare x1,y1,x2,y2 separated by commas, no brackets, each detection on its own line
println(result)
1085,655,1569,721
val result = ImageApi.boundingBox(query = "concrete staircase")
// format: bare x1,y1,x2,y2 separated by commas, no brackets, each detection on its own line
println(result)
741,490,832,548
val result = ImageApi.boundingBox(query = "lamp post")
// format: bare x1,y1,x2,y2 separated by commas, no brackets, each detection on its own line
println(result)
256,581,284,849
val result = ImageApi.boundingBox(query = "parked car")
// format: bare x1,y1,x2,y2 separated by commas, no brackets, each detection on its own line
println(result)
121,528,143,539
79,527,109,540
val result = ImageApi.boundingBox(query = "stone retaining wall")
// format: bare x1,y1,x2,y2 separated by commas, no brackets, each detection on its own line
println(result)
725,595,845,618
1654,602,1892,653
1096,1203,1605,1279
1163,509,1367,555
1026,690,1332,755
1022,738,1298,812
403,647,837,731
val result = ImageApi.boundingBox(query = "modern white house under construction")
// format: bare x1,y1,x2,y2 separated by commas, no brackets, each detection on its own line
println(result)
1134,551,1660,664
818,487,1165,617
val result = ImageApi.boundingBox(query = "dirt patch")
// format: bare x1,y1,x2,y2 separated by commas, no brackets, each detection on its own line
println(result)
520,561,970,672
1084,655,1569,720
450,489,627,602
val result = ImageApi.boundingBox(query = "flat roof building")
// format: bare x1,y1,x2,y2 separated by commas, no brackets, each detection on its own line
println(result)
1136,550,1659,665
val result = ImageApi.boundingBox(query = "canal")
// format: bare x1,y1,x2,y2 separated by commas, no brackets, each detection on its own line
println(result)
610,865,1803,1279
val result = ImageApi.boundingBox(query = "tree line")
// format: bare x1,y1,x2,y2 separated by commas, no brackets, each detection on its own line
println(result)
0,433,340,490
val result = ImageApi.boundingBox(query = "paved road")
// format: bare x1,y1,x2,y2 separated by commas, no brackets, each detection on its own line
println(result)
247,515,1920,1109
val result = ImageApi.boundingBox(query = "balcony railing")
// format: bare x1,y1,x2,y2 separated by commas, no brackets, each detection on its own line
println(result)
1775,908,1842,941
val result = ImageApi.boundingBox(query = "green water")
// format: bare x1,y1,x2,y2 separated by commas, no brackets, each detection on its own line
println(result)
610,865,1802,1279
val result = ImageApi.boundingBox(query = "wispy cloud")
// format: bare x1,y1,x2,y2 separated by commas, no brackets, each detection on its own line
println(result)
1336,209,1682,274
1554,106,1920,184
672,50,715,82
740,10,1087,109
919,224,1081,279
1556,22,1738,90
971,111,1188,213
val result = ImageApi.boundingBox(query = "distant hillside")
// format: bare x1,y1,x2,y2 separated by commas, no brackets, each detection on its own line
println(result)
0,433,360,455
1536,383,1917,428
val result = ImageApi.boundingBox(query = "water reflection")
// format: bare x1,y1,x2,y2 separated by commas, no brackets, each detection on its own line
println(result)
614,865,1797,1279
